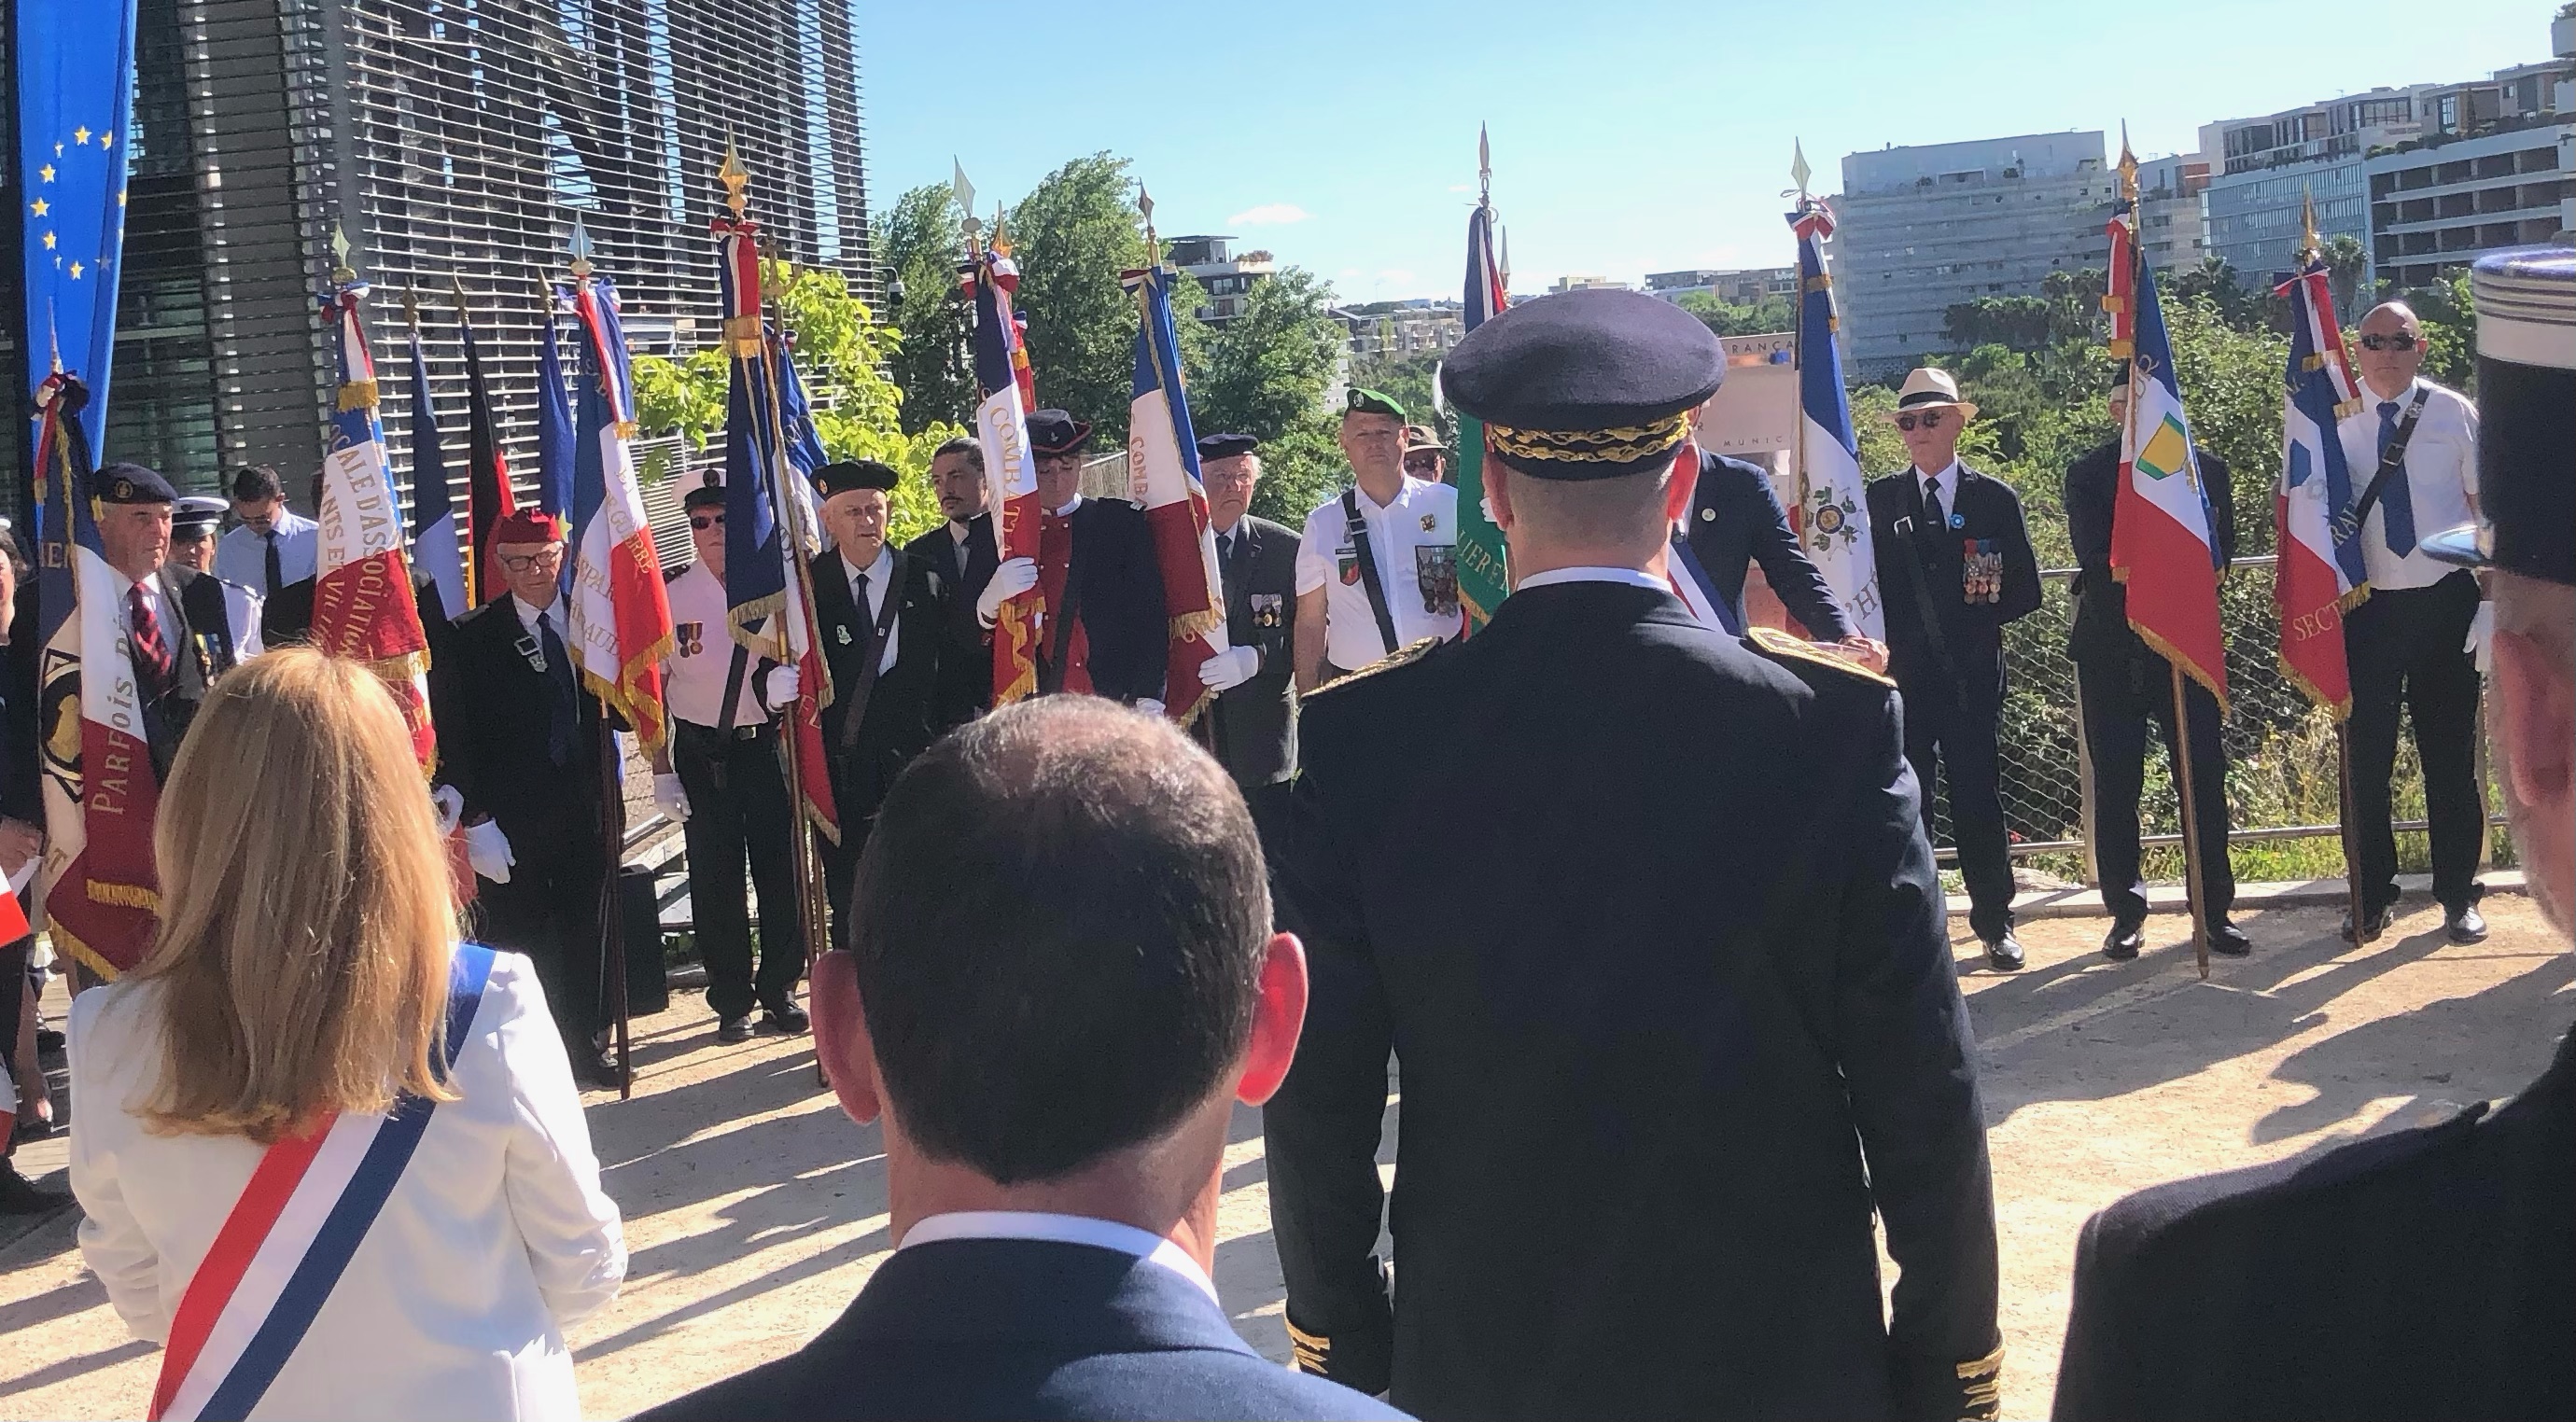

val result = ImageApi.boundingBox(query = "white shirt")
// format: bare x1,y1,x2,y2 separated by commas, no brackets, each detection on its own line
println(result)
660,562,767,730
513,590,573,653
70,953,625,1422
1516,566,1669,592
214,509,320,592
1296,475,1464,670
836,545,901,676
901,1209,1219,1305
2334,376,2480,592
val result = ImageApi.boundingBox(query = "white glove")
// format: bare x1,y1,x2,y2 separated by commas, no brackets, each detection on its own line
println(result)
1197,645,1259,691
763,663,800,707
430,784,465,837
1136,698,1166,718
977,557,1040,628
653,772,691,823
466,819,517,885
2466,601,2494,672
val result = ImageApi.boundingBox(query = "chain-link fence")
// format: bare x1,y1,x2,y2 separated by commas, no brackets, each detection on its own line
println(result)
1939,556,2503,887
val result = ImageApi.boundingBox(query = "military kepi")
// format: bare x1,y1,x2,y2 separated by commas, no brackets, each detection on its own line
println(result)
96,462,178,505
683,472,726,511
1438,287,1723,480
2422,246,2574,587
1026,409,1093,456
815,459,901,497
172,495,227,535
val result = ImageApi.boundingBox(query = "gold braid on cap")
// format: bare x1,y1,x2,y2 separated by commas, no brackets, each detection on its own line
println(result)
1487,410,1692,466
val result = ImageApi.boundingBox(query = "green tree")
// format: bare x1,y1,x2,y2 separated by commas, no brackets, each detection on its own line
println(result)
1188,267,1344,439
1676,289,1795,337
2398,268,2478,393
1007,154,1149,439
1944,297,2054,353
2321,234,2371,328
1348,349,1445,437
876,183,975,434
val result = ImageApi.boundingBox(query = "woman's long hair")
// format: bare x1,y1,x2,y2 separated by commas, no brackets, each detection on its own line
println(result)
133,647,461,1142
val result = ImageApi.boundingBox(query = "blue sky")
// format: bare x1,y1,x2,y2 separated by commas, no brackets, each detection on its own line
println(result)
861,0,2554,302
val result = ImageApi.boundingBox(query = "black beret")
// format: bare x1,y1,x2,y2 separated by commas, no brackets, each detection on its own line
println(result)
1026,410,1093,456
172,495,227,534
815,460,901,497
1196,432,1259,461
1438,289,1723,481
2423,248,2574,587
96,462,178,505
682,475,726,511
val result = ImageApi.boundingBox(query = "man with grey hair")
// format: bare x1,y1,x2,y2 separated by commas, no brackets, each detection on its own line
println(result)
1193,432,1299,786
903,435,999,710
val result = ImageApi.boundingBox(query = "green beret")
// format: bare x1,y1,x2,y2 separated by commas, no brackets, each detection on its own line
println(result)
1344,387,1407,421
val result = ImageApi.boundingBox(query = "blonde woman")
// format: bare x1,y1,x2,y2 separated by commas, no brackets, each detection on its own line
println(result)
70,648,624,1421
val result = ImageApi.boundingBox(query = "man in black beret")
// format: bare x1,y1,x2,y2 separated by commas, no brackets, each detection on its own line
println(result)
2064,365,2249,962
1263,288,2002,1421
93,464,252,780
811,459,974,946
991,410,1167,709
2053,246,2575,1422
1193,432,1300,786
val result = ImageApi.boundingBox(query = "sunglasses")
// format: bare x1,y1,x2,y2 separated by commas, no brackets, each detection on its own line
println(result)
689,513,725,530
1403,452,1444,468
2359,332,2420,352
497,548,564,573
1895,411,1949,432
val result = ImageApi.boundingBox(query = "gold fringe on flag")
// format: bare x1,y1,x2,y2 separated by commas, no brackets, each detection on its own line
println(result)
339,379,380,411
88,879,161,913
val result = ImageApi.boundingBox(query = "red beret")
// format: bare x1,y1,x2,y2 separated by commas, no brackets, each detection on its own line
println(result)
494,509,564,544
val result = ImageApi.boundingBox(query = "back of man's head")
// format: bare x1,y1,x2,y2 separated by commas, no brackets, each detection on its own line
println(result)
849,697,1270,1183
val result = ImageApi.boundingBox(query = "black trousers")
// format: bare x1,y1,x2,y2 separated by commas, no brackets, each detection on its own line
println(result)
673,720,804,1019
2078,644,2236,928
1899,677,2017,941
476,842,609,1055
2345,570,2485,915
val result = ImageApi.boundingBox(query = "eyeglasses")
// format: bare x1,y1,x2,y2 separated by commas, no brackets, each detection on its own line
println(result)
497,548,564,573
1895,411,1949,432
688,514,725,531
2359,332,2420,352
1402,452,1444,471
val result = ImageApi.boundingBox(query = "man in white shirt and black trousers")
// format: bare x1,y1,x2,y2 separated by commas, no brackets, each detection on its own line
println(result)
2335,301,2489,946
1294,387,1464,690
653,478,807,1044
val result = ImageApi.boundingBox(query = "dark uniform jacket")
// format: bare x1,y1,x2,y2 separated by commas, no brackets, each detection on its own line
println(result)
427,592,611,857
1684,449,1853,639
143,565,252,782
903,513,998,710
2053,1024,2575,1422
1865,465,2042,708
810,545,973,831
1206,514,1300,787
2063,439,2234,665
634,1237,1409,1422
1261,579,2002,1422
1050,497,1168,706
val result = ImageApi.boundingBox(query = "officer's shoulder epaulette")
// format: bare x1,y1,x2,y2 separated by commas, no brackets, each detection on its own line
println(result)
1743,625,1894,688
1305,636,1444,700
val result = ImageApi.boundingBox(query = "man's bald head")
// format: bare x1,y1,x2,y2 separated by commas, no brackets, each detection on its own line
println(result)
2357,300,2428,398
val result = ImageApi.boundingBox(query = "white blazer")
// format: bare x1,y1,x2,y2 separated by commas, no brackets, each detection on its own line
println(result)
70,951,626,1422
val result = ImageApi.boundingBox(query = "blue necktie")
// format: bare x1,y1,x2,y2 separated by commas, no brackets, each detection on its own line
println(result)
2374,401,2417,557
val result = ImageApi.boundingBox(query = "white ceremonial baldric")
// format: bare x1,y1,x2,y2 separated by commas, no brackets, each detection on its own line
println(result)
661,561,770,730
2333,375,2480,592
836,544,901,676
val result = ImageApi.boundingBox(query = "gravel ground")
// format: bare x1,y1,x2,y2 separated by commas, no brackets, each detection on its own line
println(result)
0,894,2565,1420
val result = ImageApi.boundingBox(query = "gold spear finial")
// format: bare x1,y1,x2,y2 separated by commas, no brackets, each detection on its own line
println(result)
2298,187,2321,263
720,138,749,220
1139,184,1158,265
990,205,1011,258
330,222,356,284
2116,122,2138,205
567,212,595,279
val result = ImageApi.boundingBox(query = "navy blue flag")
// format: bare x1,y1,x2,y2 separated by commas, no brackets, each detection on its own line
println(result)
16,0,140,454
406,327,465,619
535,291,576,518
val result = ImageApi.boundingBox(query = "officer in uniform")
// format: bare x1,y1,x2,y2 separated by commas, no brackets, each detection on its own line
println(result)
1864,369,2042,971
811,460,973,943
92,465,256,781
903,435,1001,712
1293,389,1463,690
2053,247,2575,1422
2065,367,2250,960
1682,444,1853,639
429,508,622,1090
166,495,267,660
1191,432,1300,787
654,479,806,1044
982,411,1167,708
1264,290,2002,1422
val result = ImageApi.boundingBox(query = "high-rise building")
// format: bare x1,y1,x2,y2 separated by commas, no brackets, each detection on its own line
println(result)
2365,23,2576,289
2135,154,2210,272
2200,86,2439,293
1167,234,1275,327
1643,267,1796,307
1831,131,2109,376
5,0,872,517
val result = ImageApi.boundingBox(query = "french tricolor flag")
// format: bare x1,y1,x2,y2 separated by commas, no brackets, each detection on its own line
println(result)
2275,258,2367,715
1123,258,1226,721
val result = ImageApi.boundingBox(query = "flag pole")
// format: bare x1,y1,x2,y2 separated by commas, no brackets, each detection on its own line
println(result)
1787,143,1812,612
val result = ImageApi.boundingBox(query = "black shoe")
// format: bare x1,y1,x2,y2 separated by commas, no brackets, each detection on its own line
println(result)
569,1050,623,1092
2208,920,2252,957
1983,932,2025,972
34,1028,63,1056
12,1114,56,1144
2102,918,2145,961
0,1167,67,1216
759,1000,811,1036
2445,904,2487,944
716,1014,754,1045
2341,904,2397,944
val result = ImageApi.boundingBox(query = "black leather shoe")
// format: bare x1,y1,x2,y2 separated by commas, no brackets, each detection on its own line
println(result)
2445,904,2488,944
570,1050,623,1092
0,1167,68,1216
760,1000,811,1036
2341,904,2397,944
2102,918,2145,961
716,1014,754,1044
1983,932,2025,972
2208,920,2252,957
12,1114,56,1144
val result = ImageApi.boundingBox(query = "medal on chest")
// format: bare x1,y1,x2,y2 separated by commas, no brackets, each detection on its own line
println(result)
1961,538,2003,605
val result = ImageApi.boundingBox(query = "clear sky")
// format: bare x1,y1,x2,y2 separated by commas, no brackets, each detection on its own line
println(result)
861,0,2555,302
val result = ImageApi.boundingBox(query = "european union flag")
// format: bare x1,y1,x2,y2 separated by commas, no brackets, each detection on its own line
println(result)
16,0,139,457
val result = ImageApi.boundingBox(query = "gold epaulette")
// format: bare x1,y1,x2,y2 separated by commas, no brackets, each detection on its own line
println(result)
1744,625,1895,688
1305,636,1442,698
1956,1341,2006,1421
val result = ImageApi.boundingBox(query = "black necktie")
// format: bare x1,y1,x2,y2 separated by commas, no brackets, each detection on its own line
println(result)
1217,530,1235,578
851,570,875,668
539,613,576,767
263,532,283,595
1923,476,1947,538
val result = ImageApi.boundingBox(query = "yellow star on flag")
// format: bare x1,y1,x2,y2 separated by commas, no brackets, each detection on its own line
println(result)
29,199,47,217
38,164,55,183
69,262,84,279
100,131,114,149
41,232,55,250
73,126,91,145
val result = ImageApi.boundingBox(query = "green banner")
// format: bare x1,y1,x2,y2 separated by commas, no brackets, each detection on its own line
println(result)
1452,415,1508,628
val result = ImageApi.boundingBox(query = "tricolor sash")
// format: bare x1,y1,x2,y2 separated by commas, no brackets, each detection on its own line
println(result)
149,943,497,1422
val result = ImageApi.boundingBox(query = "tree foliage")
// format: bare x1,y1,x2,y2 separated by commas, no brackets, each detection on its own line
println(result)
1676,289,1794,337
877,183,975,434
1007,154,1152,441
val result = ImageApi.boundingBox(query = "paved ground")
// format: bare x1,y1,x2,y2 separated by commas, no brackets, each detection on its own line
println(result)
1,892,2567,1420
